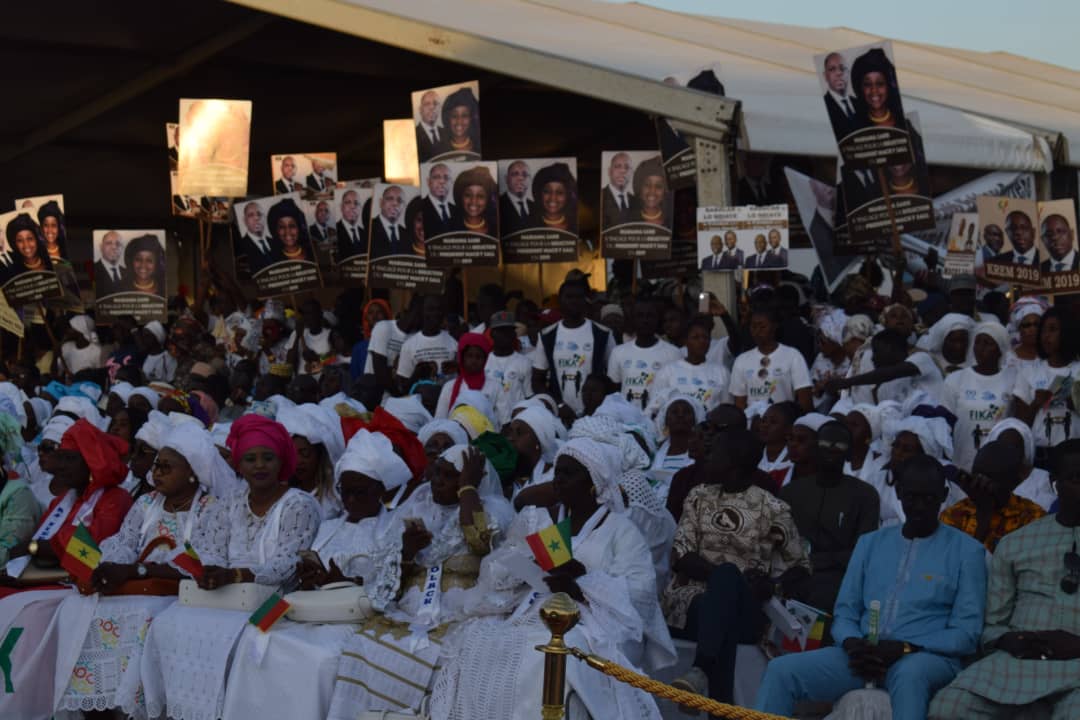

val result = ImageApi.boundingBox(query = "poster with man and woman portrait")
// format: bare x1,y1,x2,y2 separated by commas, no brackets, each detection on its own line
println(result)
697,204,789,272
271,153,337,199
815,41,913,169
0,209,62,305
497,157,579,263
366,183,445,293
976,196,1042,287
232,192,322,298
600,151,673,260
177,99,252,198
420,161,500,267
329,185,373,282
411,82,481,163
92,230,167,322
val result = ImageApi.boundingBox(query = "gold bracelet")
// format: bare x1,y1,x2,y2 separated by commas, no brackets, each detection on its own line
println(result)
456,485,478,499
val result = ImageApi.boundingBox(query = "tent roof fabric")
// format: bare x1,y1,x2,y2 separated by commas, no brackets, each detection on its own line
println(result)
232,0,1065,171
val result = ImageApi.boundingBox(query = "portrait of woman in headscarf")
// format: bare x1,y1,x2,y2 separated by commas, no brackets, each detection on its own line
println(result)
451,165,498,237
850,47,906,131
6,213,54,276
122,233,167,296
36,200,68,260
403,195,427,256
267,197,314,263
436,86,481,160
632,156,673,228
531,161,578,233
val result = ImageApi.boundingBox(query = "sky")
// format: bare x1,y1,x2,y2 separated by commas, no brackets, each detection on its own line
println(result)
628,0,1080,72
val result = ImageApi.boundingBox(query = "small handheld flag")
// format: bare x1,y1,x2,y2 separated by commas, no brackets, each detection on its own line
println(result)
249,591,291,632
60,523,101,585
525,518,573,571
172,542,205,580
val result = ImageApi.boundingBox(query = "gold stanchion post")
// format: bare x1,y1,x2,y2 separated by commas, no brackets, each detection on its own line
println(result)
536,592,581,720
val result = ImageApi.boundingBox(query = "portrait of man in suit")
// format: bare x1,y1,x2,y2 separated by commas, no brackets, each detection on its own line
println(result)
700,234,724,270
306,157,333,193
415,90,443,162
822,52,859,142
602,152,638,229
765,228,788,267
745,234,769,270
422,163,460,238
992,210,1039,266
94,230,128,297
718,231,744,269
310,200,334,245
238,201,277,273
1039,213,1079,272
370,185,407,259
274,156,300,194
336,191,366,260
980,224,1004,263
500,160,535,235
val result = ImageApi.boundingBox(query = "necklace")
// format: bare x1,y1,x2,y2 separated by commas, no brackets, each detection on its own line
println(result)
283,247,303,259
890,178,915,191
23,257,43,270
542,215,565,226
640,208,663,221
164,492,195,513
463,217,486,230
450,137,471,150
133,278,156,292
869,109,892,124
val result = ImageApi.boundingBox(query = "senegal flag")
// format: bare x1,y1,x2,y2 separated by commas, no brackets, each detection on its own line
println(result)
60,523,101,584
525,518,573,571
249,592,290,632
172,542,204,580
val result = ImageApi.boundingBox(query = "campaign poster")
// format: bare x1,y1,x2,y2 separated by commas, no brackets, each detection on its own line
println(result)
366,183,445,293
1035,199,1080,294
977,196,1042,287
330,185,374,283
411,81,481,163
943,213,978,278
497,157,578,263
654,65,723,190
177,98,252,197
420,161,500,267
231,193,322,298
642,187,701,280
600,151,673,260
698,204,789,273
270,152,337,199
784,168,861,292
814,41,912,169
0,210,62,306
167,123,231,223
92,230,167,323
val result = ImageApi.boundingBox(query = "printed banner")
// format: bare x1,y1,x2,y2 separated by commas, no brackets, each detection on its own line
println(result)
977,196,1042,287
270,152,337,199
497,158,579,263
366,183,445,293
642,187,700,279
0,210,62,306
177,98,252,197
93,230,168,323
232,193,322,298
943,213,978,278
1033,199,1080,294
698,204,789,272
600,151,673,260
411,81,481,163
783,168,860,292
421,161,500,267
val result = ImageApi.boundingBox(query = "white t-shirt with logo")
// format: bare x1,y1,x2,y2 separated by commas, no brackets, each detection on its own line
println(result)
728,344,811,405
364,320,411,374
483,351,534,427
532,320,613,416
607,339,681,411
1013,359,1080,448
846,351,943,406
648,359,730,416
943,367,1016,471
396,330,458,380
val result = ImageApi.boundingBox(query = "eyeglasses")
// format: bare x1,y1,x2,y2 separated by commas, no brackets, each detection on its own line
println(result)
1062,543,1080,596
152,460,173,474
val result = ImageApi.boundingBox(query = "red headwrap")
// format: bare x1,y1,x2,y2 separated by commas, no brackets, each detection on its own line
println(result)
225,414,298,484
341,407,428,481
59,419,130,491
362,299,392,339
447,332,492,410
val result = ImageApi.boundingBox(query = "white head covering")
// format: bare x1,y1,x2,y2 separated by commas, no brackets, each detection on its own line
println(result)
848,402,901,442
885,415,954,461
569,414,650,472
595,393,649,428
335,429,411,491
654,394,706,438
418,419,470,449
209,421,232,449
144,320,167,345
266,394,297,418
555,437,626,512
918,313,975,357
968,321,1010,367
0,382,27,428
277,403,346,464
794,412,833,433
56,396,107,430
439,444,503,499
40,415,76,444
158,422,241,496
818,308,847,345
29,397,52,428
449,389,496,428
987,418,1035,468
842,314,875,344
1007,298,1046,346
382,395,433,433
129,386,160,410
108,381,136,406
318,392,367,417
69,315,99,344
513,405,563,464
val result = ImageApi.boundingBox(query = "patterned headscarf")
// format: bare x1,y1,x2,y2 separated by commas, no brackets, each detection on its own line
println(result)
555,437,626,512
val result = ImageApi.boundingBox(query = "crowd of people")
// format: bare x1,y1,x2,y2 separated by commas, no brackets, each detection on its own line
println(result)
0,264,1078,720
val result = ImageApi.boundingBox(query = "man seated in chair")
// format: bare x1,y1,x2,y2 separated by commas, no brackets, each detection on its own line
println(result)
929,439,1080,719
754,455,987,720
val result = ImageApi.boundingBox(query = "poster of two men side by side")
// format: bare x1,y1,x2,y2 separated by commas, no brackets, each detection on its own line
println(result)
978,196,1080,293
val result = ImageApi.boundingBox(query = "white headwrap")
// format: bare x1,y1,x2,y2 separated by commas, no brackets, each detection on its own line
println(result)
569,414,650,472
439,444,504,499
69,315,99,344
968,321,1010,367
818,308,847,345
29,398,52,428
918,313,975,356
885,415,954,461
1007,298,1046,346
417,419,470,449
382,395,433,433
158,423,241,496
56,396,107,430
318,392,367,417
595,393,649,428
266,394,297,418
555,437,626,512
987,418,1035,468
848,402,901,442
449,389,496,428
277,403,346,464
108,381,136,406
794,412,833,433
0,382,27,428
842,314,875,344
209,421,232,449
129,386,160,410
654,394,706,438
335,429,411,491
144,320,167,345
41,415,75,444
514,406,563,464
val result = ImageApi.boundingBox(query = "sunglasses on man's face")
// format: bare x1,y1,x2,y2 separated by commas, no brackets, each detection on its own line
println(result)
1062,546,1080,596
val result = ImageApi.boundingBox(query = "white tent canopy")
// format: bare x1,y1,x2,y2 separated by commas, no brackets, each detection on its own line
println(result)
231,0,1058,172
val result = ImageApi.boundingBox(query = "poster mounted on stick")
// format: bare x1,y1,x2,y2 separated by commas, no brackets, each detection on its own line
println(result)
411,81,481,163
177,98,252,197
642,187,700,279
366,183,445,293
92,230,168,323
977,196,1042,287
784,168,860,293
0,210,62,306
1034,199,1080,294
600,151,673,260
167,123,232,223
943,213,978,278
814,41,912,170
232,193,322,298
698,204,789,273
330,185,373,283
271,152,337,199
654,65,723,190
421,161,500,267
498,158,578,263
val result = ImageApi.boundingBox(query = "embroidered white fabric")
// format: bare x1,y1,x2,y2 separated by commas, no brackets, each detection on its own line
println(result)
620,469,676,591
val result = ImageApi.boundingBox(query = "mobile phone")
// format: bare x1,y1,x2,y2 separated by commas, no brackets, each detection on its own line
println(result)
698,292,710,313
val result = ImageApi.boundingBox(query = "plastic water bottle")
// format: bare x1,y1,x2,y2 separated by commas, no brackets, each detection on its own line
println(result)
865,600,881,688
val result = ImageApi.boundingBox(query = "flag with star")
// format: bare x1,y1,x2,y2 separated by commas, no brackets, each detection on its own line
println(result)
60,523,101,585
525,518,573,571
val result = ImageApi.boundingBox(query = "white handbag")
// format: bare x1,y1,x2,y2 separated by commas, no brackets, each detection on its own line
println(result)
178,579,278,612
284,581,373,623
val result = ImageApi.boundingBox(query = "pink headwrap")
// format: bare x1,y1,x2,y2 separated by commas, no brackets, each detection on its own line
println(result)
225,414,297,484
191,390,220,425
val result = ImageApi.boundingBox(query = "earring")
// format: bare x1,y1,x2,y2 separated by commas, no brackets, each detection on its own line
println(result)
189,476,197,484
589,486,597,497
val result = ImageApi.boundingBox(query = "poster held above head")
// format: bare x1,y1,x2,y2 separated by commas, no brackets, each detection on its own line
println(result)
421,161,500,267
814,41,912,170
0,210,62,306
784,168,860,294
654,64,724,190
177,98,252,197
167,123,230,224
411,81,481,163
943,213,979,279
332,185,374,283
698,204,789,274
92,230,167,323
642,187,700,279
366,183,445,294
977,196,1042,288
600,151,673,260
271,152,337,199
497,157,579,264
1034,199,1080,294
14,194,67,262
231,193,322,298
